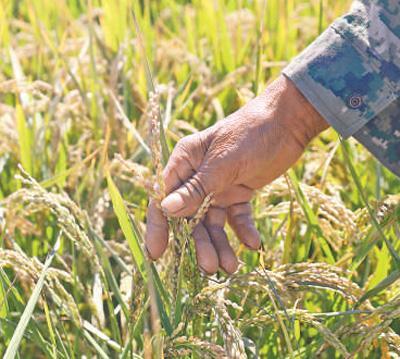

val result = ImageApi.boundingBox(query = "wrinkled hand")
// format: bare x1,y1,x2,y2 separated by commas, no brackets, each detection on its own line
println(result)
145,75,328,274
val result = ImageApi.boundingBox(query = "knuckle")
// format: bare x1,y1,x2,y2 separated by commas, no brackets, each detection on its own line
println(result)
175,134,197,153
170,140,190,164
184,176,206,200
193,176,207,196
205,208,226,227
229,202,252,217
172,134,204,169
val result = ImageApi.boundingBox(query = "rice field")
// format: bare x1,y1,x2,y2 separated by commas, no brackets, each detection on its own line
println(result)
0,0,399,357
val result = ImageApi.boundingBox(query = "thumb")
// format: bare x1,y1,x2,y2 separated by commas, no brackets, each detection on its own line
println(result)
161,167,219,217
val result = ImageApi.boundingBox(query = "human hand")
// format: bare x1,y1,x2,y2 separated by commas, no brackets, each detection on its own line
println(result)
145,75,328,274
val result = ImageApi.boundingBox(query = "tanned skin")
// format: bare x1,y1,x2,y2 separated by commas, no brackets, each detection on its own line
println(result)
145,75,329,274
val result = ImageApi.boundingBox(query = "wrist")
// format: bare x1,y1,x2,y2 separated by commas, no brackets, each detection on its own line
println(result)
262,75,329,148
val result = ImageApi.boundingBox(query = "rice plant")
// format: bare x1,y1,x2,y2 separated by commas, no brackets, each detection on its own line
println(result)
0,0,399,358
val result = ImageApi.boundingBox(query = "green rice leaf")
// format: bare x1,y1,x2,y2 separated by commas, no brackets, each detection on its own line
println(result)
107,173,147,280
15,103,32,175
107,174,173,335
368,244,391,289
82,330,110,359
3,233,61,359
356,269,400,307
288,171,335,263
0,272,8,319
42,300,57,358
131,6,170,163
341,139,400,267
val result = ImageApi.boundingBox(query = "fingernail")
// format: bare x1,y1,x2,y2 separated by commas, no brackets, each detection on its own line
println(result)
243,242,259,250
161,192,185,215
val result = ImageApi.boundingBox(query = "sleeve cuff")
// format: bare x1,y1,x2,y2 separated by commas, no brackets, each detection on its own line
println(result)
282,26,398,139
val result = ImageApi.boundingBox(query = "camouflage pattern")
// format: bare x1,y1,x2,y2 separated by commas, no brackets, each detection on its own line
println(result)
283,0,400,177
354,98,400,175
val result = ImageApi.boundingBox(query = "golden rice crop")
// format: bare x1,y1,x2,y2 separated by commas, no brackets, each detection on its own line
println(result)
0,0,399,358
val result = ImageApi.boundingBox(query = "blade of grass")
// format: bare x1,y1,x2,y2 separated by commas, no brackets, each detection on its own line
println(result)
131,7,169,163
341,139,400,266
368,244,390,289
350,205,399,271
42,300,57,358
92,237,129,320
54,306,76,359
355,269,400,307
0,270,9,319
128,212,171,306
258,244,298,356
287,171,335,263
40,147,101,188
82,330,110,359
256,267,294,356
3,232,61,359
107,173,147,279
83,321,122,352
254,0,267,95
15,103,32,175
120,300,149,359
109,90,151,155
0,269,23,306
106,173,172,335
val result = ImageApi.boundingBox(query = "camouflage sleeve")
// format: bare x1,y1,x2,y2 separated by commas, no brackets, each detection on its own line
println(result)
282,0,400,177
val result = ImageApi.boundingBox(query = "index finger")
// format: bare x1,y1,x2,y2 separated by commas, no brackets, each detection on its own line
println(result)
145,136,201,260
145,167,190,260
145,199,169,260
